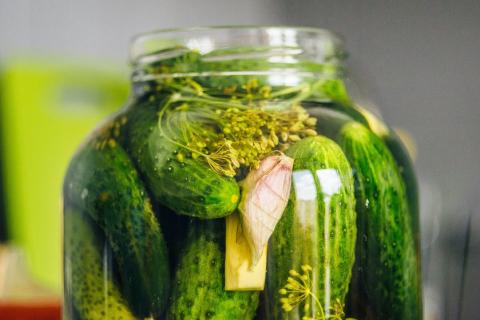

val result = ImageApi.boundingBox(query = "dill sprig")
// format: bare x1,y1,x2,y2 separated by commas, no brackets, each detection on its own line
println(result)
156,78,318,177
279,265,354,320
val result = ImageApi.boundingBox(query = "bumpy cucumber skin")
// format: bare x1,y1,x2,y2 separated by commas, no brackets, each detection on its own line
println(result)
266,136,356,319
311,104,421,257
150,156,240,218
64,128,170,318
168,219,259,320
383,131,421,251
64,207,135,320
339,122,421,320
123,100,240,219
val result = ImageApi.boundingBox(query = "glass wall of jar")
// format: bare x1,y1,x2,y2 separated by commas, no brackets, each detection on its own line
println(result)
63,26,422,320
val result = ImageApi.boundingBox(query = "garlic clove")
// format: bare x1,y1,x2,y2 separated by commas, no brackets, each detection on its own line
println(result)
239,154,293,266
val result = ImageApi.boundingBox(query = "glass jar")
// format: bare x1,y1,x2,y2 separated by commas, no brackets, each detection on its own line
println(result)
63,26,422,320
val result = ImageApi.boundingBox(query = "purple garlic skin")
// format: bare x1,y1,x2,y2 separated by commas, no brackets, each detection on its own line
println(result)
239,154,294,266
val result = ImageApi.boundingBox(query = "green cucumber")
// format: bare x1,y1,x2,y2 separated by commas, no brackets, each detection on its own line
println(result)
148,154,240,218
339,122,421,320
311,105,420,253
64,129,170,318
383,131,421,250
64,206,134,320
266,136,356,319
123,100,240,219
168,219,259,320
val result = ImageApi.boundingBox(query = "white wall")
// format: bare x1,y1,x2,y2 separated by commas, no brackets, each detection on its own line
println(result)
0,0,286,60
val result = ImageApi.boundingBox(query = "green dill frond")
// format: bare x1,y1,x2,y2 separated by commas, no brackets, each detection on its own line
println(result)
156,78,319,177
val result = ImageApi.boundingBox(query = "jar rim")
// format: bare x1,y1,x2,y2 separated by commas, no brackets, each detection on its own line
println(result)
130,25,345,66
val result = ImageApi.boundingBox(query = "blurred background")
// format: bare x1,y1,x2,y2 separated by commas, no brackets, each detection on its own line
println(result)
0,0,479,319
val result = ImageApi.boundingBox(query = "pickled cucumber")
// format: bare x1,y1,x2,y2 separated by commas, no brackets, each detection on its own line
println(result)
123,100,240,219
64,207,134,320
64,128,170,317
168,219,259,319
266,136,356,319
339,122,421,319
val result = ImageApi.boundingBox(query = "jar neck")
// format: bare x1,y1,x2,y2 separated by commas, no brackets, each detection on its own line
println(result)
129,27,349,103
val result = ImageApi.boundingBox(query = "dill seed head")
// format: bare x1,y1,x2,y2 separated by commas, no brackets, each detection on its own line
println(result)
156,78,318,177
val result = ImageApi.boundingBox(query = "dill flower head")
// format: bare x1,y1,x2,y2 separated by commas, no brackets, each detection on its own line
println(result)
157,79,318,177
279,265,314,313
278,264,351,320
